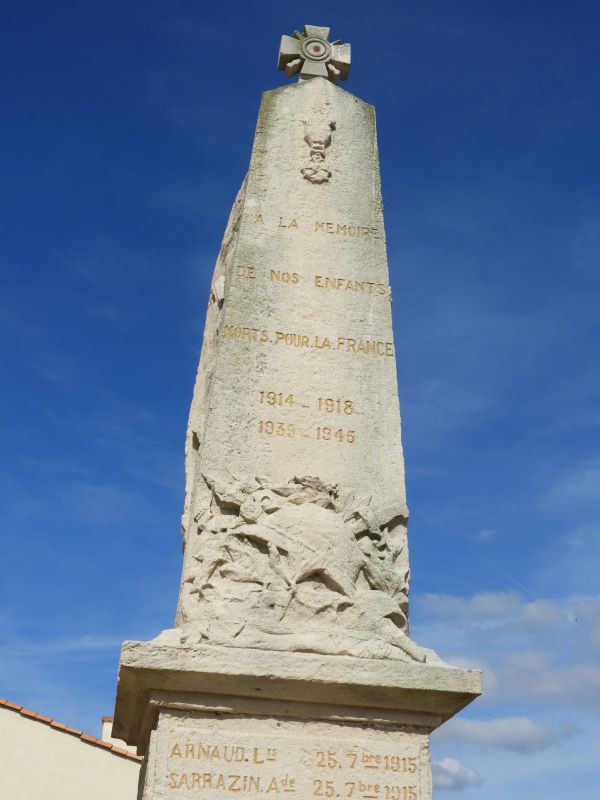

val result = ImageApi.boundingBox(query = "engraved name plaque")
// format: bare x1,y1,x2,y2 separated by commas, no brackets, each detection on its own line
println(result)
148,711,430,800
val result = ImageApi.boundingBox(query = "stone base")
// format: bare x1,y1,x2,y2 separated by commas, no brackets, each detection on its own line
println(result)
139,700,434,800
113,641,480,800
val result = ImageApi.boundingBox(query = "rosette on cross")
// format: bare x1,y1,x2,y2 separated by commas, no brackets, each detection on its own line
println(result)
278,25,351,83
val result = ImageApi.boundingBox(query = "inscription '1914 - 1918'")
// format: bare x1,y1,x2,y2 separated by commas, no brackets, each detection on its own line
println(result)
259,390,354,415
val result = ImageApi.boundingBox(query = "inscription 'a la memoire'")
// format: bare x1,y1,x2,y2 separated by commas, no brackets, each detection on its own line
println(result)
253,215,382,239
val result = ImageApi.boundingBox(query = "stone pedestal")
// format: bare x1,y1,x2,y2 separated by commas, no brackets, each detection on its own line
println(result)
114,643,481,800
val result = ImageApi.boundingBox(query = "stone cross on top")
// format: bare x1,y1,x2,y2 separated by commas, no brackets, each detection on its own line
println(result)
278,25,351,83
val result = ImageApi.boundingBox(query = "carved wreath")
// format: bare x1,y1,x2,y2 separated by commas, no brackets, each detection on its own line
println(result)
176,474,426,662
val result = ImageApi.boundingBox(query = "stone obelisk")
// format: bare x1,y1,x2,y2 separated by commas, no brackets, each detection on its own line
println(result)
114,26,481,800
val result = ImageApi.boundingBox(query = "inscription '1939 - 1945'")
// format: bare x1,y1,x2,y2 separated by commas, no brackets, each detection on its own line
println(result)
259,420,356,444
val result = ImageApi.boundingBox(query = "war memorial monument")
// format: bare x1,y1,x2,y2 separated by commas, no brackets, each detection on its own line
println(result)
113,25,482,799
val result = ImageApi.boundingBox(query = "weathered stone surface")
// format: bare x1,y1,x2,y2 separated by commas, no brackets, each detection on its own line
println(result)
142,706,431,800
113,32,481,799
278,26,351,83
113,642,482,751
173,75,417,661
174,474,417,661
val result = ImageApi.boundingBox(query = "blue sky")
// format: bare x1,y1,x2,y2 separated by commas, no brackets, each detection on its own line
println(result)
1,0,599,796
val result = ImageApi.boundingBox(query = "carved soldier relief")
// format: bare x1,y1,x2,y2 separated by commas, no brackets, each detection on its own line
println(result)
301,121,336,184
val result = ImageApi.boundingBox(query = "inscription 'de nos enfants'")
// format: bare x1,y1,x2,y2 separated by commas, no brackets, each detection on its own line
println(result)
165,737,421,800
236,266,390,298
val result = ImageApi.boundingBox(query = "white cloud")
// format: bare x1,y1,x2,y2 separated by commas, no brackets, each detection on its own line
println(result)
438,650,600,709
434,717,576,753
501,652,600,705
413,590,600,708
418,591,570,632
420,591,531,624
472,528,496,542
432,758,482,791
572,596,600,648
520,599,559,629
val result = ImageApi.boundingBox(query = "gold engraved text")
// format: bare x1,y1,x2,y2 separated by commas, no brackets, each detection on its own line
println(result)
274,331,310,348
315,426,355,444
337,337,394,356
221,325,393,357
258,420,356,445
278,217,299,229
168,773,264,792
315,750,418,777
341,752,418,774
271,270,300,285
315,222,379,238
168,743,277,763
222,325,269,342
314,276,388,296
259,391,355,414
259,420,296,438
313,780,417,800
318,398,354,415
260,391,295,407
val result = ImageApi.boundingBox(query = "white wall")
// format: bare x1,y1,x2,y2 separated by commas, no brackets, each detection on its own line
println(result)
0,708,140,800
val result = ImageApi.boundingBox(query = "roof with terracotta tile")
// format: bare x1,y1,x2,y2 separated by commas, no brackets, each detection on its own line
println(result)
0,697,142,762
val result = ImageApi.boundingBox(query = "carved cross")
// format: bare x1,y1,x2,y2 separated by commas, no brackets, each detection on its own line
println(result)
278,25,351,83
